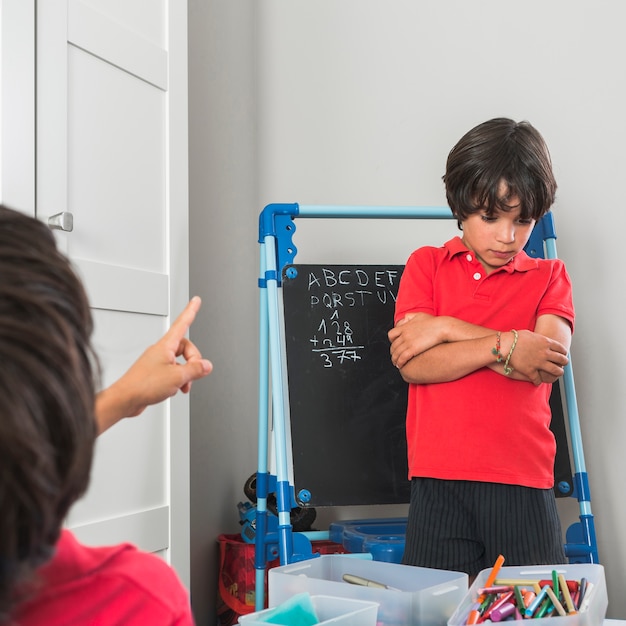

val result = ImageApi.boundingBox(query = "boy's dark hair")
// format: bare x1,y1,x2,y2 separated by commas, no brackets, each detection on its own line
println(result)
0,206,98,619
443,118,557,227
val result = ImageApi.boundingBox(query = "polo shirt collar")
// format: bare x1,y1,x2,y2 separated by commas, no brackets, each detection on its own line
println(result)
444,236,539,273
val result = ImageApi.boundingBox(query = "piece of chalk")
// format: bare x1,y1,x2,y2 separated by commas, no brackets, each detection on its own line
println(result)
545,585,567,617
495,578,541,586
490,601,516,622
477,585,513,595
558,573,577,614
525,584,550,618
476,554,505,604
539,578,579,593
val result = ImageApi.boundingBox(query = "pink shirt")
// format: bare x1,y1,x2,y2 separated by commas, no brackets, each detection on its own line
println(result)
14,530,194,625
395,237,575,489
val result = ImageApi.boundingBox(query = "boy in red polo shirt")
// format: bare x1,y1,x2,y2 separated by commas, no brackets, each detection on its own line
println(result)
389,118,574,578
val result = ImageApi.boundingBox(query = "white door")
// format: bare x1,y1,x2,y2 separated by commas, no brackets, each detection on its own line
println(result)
2,0,191,585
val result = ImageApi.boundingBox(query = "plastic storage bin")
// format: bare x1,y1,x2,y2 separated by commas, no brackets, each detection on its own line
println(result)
269,554,468,626
329,518,406,563
238,594,378,625
446,563,607,625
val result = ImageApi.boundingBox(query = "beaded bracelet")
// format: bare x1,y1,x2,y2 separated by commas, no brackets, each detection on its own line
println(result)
503,329,518,376
491,331,503,363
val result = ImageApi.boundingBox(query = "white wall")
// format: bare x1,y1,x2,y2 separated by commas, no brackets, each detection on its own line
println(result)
189,1,626,621
188,2,259,623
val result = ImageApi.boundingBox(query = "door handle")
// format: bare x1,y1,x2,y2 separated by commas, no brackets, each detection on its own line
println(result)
48,211,73,232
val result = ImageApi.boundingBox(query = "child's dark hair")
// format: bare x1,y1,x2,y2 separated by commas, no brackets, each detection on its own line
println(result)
443,118,557,227
0,206,99,620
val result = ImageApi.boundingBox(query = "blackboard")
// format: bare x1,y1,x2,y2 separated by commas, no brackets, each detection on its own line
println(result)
282,264,410,507
281,263,573,508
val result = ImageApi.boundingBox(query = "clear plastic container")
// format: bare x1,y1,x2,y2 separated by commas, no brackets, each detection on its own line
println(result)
269,554,468,626
329,518,406,563
447,563,607,625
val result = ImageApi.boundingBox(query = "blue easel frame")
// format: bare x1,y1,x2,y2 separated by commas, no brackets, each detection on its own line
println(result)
255,204,598,609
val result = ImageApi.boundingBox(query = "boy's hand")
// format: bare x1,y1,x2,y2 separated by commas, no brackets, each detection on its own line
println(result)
388,313,444,369
96,296,213,433
501,329,569,386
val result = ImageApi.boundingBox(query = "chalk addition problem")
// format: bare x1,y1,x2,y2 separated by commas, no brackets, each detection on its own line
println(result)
306,267,401,369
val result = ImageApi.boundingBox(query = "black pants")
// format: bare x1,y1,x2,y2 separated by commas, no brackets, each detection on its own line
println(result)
402,478,566,577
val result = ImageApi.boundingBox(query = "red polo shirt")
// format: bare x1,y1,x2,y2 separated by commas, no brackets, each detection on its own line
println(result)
13,530,194,625
395,237,575,489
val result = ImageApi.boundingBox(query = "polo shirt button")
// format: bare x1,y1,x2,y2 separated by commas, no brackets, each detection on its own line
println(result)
466,254,472,262
473,272,481,280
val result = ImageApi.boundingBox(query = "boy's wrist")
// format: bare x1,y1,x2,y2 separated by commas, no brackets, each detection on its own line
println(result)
492,330,518,374
503,329,518,375
491,331,504,362
499,330,515,354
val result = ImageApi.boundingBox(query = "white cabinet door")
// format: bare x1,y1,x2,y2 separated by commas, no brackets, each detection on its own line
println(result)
1,1,35,213
35,0,191,584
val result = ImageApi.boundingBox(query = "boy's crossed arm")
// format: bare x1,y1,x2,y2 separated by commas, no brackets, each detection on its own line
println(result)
388,312,570,387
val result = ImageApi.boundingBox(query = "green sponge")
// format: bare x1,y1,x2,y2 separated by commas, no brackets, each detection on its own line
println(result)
256,592,319,625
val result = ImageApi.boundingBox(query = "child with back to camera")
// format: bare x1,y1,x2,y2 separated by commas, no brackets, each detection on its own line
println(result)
388,118,574,580
0,205,212,624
